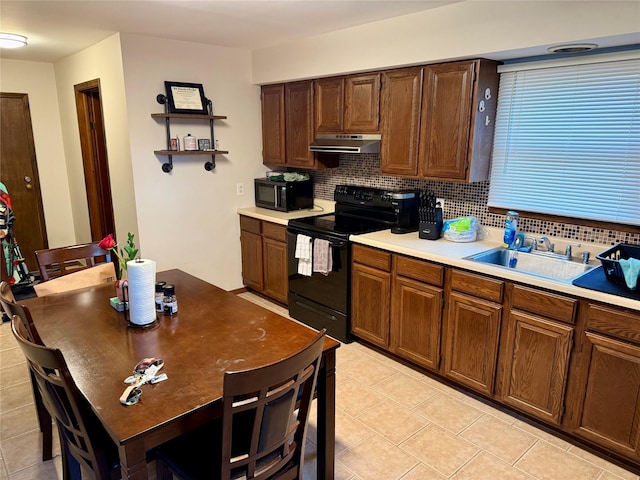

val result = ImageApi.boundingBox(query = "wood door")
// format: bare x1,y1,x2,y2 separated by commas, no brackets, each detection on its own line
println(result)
261,84,286,166
74,80,115,241
445,291,502,395
240,230,263,291
390,275,442,371
419,61,474,180
0,93,47,277
380,67,423,176
351,263,390,348
502,310,573,425
262,223,288,304
314,77,344,133
572,332,640,460
285,81,315,168
344,73,380,133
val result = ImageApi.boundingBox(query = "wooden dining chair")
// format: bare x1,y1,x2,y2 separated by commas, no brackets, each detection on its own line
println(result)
155,329,326,480
11,316,122,480
0,281,52,461
35,241,112,282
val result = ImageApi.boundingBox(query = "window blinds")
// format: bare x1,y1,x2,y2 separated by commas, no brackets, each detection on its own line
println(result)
488,54,640,226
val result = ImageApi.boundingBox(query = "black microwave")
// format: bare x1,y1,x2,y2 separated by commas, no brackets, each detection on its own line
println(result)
254,178,313,212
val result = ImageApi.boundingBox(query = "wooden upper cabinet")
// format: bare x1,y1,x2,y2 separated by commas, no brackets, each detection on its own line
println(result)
313,73,380,134
261,84,286,166
419,59,499,182
285,81,315,168
380,67,423,176
315,77,344,133
344,73,381,132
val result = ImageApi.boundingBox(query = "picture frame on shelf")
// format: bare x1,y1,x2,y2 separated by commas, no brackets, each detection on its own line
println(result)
198,139,211,150
164,81,208,115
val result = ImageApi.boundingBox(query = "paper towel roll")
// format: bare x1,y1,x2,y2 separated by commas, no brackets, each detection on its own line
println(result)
126,259,157,326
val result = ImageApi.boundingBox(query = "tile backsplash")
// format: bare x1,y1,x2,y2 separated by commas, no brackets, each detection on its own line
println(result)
309,153,639,246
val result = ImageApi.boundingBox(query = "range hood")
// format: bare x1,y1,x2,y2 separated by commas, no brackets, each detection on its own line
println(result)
309,134,381,154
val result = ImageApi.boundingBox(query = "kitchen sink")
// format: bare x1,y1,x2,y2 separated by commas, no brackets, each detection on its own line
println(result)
464,247,596,281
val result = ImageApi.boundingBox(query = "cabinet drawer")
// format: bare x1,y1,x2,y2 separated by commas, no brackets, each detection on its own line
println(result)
395,255,444,287
586,303,640,345
512,285,576,324
262,221,286,242
240,216,261,234
352,245,391,272
451,269,503,302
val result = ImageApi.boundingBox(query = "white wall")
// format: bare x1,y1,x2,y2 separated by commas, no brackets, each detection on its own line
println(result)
53,33,138,245
119,33,264,290
0,59,75,248
252,0,640,83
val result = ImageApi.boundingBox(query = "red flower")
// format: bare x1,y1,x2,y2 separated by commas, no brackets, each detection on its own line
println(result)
99,234,116,251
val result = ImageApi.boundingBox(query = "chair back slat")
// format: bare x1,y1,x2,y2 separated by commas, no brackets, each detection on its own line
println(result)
35,242,112,282
222,330,325,480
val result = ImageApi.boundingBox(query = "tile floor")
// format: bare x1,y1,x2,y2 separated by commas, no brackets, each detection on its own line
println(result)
0,292,638,479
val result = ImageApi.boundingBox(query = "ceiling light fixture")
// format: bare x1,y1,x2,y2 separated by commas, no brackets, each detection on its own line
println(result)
0,33,28,49
547,43,598,54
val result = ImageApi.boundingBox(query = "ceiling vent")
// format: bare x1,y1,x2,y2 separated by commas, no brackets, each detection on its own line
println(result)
547,43,598,54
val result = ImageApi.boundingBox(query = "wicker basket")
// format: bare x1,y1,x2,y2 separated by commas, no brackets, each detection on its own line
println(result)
596,244,640,290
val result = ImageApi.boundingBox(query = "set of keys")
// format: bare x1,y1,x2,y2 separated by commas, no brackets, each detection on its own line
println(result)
120,357,168,406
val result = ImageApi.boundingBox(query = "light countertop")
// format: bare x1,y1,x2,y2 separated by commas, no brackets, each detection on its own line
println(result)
237,199,334,226
237,207,639,312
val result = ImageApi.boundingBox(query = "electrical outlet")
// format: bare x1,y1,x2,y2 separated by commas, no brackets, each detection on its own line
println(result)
436,198,445,209
236,183,245,196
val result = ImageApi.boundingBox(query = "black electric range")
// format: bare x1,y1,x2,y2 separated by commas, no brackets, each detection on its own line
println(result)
286,185,401,343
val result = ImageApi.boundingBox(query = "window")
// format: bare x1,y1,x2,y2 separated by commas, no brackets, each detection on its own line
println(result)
489,52,640,226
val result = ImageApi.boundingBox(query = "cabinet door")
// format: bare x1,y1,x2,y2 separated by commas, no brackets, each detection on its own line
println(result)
572,332,640,460
351,263,390,348
261,84,286,166
315,77,344,133
419,61,474,180
285,81,315,168
344,73,380,133
445,291,502,395
390,275,442,371
502,310,573,425
240,231,263,291
262,237,288,304
380,67,423,176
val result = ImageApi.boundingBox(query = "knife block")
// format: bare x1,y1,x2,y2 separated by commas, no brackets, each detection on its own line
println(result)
419,208,443,240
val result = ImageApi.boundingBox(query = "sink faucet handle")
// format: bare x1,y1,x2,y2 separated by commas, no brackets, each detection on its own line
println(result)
581,251,591,264
539,236,555,252
524,235,538,250
565,243,582,259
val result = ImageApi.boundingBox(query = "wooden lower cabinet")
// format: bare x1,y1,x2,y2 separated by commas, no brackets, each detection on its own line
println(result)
502,311,573,425
566,304,640,462
445,291,502,396
239,216,288,304
351,262,391,348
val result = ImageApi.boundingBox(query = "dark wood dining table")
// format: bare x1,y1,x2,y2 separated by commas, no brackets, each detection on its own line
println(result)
24,269,339,479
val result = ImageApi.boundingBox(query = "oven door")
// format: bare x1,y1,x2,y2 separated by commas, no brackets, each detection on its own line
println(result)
286,228,351,342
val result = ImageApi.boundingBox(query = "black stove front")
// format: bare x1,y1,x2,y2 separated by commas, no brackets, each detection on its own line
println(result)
286,185,402,343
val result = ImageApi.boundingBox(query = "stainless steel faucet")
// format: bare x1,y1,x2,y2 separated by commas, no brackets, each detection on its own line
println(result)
539,236,555,252
524,235,538,251
564,243,581,260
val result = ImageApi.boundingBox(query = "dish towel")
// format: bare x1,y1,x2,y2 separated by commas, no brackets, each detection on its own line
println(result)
313,239,333,275
295,234,312,276
619,257,640,290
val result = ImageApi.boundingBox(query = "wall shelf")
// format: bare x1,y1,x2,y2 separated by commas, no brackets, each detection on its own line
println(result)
152,95,228,172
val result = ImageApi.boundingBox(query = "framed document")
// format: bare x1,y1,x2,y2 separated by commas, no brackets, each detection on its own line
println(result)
164,81,208,114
